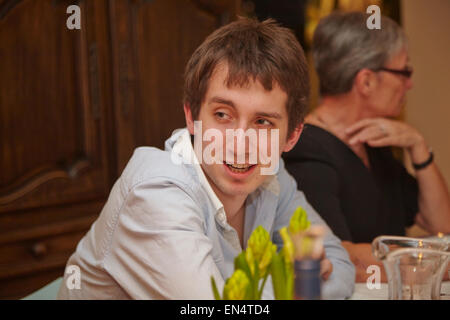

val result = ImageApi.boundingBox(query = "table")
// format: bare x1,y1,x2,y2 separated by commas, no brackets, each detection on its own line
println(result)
24,277,450,300
350,281,450,300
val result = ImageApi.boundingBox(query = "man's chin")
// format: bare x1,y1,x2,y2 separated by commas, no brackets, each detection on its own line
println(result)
205,165,268,198
217,178,263,199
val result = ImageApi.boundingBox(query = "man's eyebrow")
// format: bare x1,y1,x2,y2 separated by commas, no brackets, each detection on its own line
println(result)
255,112,282,119
208,96,282,119
208,97,236,108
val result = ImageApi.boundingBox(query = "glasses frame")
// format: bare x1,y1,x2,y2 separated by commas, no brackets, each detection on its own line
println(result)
373,66,414,78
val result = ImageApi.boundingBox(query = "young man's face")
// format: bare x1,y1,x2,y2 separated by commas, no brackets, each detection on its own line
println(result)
184,62,302,200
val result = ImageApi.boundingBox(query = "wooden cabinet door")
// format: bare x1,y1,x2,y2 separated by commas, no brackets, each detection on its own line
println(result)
0,0,113,212
109,0,241,174
0,0,114,298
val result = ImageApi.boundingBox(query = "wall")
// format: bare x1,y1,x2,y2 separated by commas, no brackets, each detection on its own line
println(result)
401,0,450,187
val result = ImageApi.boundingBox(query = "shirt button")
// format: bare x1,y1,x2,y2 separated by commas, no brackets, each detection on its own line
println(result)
218,211,226,223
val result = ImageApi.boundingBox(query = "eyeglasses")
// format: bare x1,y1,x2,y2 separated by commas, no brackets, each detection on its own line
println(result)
373,66,414,78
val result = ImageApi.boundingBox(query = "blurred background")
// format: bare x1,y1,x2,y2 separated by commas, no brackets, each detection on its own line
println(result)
0,0,449,299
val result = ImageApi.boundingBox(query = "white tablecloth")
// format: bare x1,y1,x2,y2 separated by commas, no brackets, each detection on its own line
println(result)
350,281,450,300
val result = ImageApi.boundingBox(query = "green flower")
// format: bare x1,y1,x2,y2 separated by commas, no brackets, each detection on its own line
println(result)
272,207,312,300
259,242,277,276
245,246,255,275
279,227,294,265
213,206,312,300
246,226,275,276
247,226,270,260
223,270,250,300
288,206,310,234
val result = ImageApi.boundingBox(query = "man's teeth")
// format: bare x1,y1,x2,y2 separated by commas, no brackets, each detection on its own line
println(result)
229,164,251,169
226,163,254,173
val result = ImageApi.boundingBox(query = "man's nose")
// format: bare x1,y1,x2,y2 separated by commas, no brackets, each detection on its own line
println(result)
226,123,255,162
234,122,251,148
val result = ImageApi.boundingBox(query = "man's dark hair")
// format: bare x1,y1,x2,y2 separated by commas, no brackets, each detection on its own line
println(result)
183,17,309,135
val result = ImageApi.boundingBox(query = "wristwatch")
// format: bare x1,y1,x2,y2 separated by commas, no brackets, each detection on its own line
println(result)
413,148,434,170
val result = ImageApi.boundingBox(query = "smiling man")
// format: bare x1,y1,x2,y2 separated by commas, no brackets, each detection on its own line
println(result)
57,18,354,300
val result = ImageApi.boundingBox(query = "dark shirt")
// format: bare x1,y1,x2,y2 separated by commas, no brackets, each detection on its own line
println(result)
283,124,419,243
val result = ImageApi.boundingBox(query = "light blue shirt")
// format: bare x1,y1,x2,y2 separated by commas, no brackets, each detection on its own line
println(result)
57,128,355,299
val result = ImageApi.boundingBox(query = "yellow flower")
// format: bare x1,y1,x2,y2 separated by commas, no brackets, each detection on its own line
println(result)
259,242,277,275
223,270,250,300
245,246,255,275
280,227,294,265
246,226,275,276
288,206,310,234
247,226,270,259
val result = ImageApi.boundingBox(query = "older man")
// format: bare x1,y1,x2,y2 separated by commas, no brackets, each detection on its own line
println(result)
284,11,450,282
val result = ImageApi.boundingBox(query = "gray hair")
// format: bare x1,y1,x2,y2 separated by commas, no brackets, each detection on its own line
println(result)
312,11,407,96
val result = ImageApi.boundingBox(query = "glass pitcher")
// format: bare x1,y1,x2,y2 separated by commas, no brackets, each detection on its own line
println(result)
372,235,449,300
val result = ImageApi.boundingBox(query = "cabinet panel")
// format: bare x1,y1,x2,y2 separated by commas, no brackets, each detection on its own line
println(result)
0,0,112,212
0,229,91,299
0,199,103,299
0,230,90,278
0,0,113,299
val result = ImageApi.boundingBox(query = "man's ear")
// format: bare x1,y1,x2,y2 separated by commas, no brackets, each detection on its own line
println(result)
354,69,377,97
183,104,195,135
283,123,304,152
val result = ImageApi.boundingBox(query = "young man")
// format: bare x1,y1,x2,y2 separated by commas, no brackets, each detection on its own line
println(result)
57,18,354,300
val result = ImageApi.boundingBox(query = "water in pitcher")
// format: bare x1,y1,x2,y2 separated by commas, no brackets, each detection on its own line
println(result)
372,235,449,300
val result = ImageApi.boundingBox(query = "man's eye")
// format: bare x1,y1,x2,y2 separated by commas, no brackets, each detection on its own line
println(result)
256,119,272,126
215,112,230,120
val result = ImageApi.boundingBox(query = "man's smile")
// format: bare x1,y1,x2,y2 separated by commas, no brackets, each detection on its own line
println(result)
223,161,257,178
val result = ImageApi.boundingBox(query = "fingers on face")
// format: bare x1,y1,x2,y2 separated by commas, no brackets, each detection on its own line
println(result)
349,124,387,145
345,118,376,135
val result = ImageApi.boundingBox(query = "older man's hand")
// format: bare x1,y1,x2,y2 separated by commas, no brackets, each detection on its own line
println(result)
345,117,432,165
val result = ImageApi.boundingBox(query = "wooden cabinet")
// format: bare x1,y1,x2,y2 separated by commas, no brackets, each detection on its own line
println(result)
0,0,240,299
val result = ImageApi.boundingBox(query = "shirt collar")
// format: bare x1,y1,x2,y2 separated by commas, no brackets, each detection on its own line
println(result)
260,174,280,196
172,129,224,213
